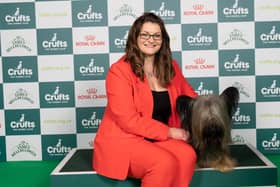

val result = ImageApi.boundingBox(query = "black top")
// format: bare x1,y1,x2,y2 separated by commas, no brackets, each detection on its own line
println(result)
151,90,171,124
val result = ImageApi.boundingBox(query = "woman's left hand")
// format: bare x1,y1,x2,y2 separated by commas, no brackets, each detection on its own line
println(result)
168,127,190,141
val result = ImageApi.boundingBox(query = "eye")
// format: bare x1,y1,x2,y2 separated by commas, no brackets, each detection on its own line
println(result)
153,34,162,40
139,33,149,39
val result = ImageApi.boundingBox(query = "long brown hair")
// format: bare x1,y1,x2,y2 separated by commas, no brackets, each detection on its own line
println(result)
125,12,175,87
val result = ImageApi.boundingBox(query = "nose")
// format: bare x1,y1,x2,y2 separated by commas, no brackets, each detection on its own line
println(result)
147,36,155,42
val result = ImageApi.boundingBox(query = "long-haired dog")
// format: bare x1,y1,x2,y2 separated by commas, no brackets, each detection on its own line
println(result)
176,86,239,172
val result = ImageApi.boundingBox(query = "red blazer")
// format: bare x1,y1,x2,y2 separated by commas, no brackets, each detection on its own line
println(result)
93,55,197,180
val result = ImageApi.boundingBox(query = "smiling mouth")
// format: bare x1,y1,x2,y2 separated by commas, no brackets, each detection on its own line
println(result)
144,43,158,47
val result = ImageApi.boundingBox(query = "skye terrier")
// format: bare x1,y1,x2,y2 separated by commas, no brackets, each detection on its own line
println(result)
176,86,239,172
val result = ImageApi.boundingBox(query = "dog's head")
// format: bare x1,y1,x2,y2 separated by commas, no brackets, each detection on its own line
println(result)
176,86,239,171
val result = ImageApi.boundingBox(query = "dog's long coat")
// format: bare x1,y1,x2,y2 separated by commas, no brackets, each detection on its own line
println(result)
176,86,239,172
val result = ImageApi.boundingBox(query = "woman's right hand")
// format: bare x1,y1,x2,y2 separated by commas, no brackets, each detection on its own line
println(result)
168,127,189,141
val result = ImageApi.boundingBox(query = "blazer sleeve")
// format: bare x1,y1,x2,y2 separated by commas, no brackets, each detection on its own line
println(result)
105,63,169,141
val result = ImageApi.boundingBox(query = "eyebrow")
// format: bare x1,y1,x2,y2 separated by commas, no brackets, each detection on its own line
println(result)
140,31,161,34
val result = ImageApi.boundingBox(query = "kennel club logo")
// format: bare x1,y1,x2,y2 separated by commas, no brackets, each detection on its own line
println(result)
6,36,32,53
113,3,137,21
10,140,37,158
8,88,34,104
232,134,246,144
223,29,249,45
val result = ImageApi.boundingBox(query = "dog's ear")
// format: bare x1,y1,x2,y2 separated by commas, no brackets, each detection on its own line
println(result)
176,95,193,119
220,87,239,117
176,95,194,130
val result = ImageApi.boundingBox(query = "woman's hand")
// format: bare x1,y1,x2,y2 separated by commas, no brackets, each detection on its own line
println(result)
168,127,190,141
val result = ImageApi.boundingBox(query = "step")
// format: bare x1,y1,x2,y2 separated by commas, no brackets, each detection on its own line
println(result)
51,143,277,187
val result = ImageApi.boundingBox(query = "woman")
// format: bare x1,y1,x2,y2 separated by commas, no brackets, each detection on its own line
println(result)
93,12,198,187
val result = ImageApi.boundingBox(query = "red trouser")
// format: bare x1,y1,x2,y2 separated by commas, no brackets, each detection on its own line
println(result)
128,139,197,187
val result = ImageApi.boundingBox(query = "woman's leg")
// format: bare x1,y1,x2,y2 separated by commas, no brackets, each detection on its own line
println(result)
155,139,197,187
128,139,178,187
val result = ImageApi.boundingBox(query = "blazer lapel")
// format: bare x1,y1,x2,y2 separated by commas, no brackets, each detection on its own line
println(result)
134,77,153,117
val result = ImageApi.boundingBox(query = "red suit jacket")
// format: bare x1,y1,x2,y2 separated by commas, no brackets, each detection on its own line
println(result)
93,56,197,180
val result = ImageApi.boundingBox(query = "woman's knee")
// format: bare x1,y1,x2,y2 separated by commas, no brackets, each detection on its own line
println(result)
181,143,197,163
153,151,179,174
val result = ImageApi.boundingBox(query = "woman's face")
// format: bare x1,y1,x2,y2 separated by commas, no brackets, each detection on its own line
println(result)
137,22,162,57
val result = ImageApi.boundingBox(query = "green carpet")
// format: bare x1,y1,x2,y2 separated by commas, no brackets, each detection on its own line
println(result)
0,155,279,187
0,160,59,187
266,154,280,187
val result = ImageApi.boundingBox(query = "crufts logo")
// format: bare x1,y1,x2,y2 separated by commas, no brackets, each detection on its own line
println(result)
42,33,67,50
261,80,280,97
44,86,70,103
222,0,249,18
224,54,250,71
262,133,280,151
195,81,214,96
8,61,33,78
79,58,105,76
232,107,251,125
260,26,280,44
5,7,31,25
82,112,101,129
150,2,176,18
187,28,213,46
76,4,103,22
47,139,71,156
